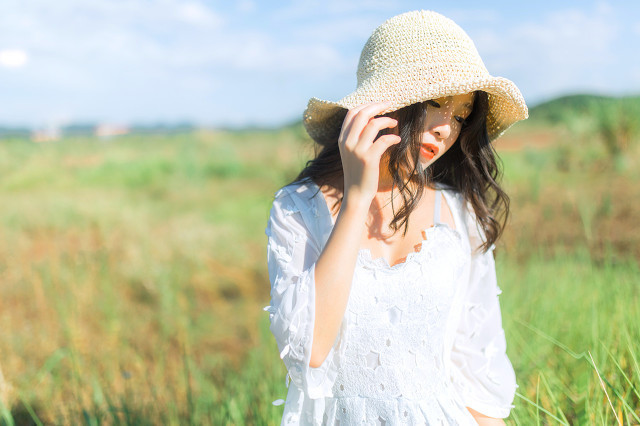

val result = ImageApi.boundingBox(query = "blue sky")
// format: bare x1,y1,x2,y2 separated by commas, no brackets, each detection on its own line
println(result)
1,0,639,128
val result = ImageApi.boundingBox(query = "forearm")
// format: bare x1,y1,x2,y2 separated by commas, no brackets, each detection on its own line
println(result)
309,196,369,368
309,100,400,368
467,407,506,425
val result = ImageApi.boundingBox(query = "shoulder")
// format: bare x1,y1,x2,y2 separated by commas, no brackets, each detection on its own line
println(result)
267,178,329,245
436,184,488,254
269,179,312,221
437,183,463,208
269,179,314,215
437,183,466,222
273,178,320,204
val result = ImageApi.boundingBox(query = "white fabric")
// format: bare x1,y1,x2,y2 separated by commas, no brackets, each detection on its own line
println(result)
264,178,517,425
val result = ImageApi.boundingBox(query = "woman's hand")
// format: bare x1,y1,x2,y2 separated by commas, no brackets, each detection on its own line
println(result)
338,101,401,206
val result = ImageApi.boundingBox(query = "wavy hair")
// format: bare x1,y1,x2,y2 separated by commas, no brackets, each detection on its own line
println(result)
293,91,509,252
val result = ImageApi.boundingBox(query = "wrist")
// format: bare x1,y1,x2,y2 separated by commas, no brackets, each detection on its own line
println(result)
341,194,371,217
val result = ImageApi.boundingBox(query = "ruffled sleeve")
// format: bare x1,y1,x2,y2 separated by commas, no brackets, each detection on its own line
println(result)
449,205,517,418
264,185,342,400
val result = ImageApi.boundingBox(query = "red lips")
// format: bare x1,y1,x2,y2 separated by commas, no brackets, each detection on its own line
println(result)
420,143,439,160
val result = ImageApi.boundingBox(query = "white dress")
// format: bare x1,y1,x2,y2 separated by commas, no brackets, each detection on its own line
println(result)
264,178,517,425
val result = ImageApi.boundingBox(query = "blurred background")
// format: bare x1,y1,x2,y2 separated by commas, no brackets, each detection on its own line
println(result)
0,0,638,424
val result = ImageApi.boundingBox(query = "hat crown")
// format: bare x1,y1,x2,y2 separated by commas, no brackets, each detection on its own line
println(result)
357,10,488,85
303,10,528,144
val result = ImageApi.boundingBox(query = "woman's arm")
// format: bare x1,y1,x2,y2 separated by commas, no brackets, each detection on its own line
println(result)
467,407,506,425
309,101,401,367
309,195,368,367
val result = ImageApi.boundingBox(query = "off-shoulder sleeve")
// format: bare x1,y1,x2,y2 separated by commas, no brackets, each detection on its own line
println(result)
449,207,517,418
264,187,341,400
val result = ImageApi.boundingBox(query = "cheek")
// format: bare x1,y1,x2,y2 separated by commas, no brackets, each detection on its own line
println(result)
440,136,458,155
447,122,460,139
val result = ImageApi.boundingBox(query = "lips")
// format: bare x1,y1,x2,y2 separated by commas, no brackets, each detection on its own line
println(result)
420,143,439,160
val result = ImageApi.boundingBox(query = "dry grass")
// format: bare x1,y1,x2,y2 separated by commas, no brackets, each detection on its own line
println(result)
0,114,637,423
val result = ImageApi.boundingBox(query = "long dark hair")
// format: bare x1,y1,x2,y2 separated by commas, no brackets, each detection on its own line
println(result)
294,91,509,252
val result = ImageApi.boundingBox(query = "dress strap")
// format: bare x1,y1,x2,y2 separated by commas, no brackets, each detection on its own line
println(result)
433,189,442,225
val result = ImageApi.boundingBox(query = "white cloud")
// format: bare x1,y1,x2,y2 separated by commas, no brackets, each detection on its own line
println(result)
487,7,616,66
177,2,223,27
0,0,234,76
0,49,28,68
0,0,638,126
204,30,344,74
465,5,627,102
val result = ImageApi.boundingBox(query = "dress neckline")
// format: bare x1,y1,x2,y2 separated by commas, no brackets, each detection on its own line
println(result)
357,223,462,271
305,179,462,271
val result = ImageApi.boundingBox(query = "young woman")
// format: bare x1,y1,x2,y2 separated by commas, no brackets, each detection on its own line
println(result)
264,10,528,425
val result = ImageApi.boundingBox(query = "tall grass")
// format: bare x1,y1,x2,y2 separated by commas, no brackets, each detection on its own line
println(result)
0,103,638,424
219,250,640,425
0,130,309,424
528,94,640,171
499,251,640,424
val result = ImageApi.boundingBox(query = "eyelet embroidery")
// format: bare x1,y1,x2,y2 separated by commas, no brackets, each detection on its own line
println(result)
266,181,508,425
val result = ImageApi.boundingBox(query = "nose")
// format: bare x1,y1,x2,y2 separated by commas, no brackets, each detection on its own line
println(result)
425,103,455,140
430,122,451,140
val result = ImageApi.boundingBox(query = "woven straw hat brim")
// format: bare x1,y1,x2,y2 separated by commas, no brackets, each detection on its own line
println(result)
303,10,528,145
303,73,528,145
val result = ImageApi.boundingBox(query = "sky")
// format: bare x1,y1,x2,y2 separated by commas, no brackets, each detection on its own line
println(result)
1,0,639,128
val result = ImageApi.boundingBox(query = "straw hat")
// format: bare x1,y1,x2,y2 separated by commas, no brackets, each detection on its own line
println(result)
303,10,528,144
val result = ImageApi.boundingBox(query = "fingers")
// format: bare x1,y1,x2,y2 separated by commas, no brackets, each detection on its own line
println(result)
349,102,393,136
356,117,398,154
340,101,392,149
367,134,402,160
338,102,399,200
343,101,391,128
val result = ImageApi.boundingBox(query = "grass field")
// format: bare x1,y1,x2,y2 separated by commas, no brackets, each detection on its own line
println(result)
0,96,639,424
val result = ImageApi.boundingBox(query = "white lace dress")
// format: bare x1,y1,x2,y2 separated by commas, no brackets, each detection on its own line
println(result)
264,179,517,425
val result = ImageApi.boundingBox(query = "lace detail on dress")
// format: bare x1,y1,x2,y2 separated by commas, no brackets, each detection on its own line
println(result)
265,180,517,424
323,222,475,425
357,223,464,271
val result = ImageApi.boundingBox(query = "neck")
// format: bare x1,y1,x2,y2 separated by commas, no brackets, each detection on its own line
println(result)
371,164,398,213
377,159,395,192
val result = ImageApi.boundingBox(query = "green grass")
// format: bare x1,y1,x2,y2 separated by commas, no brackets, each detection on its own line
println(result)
0,98,638,424
219,250,640,425
499,251,640,424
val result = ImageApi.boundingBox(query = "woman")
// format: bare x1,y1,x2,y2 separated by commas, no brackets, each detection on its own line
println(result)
264,10,528,425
